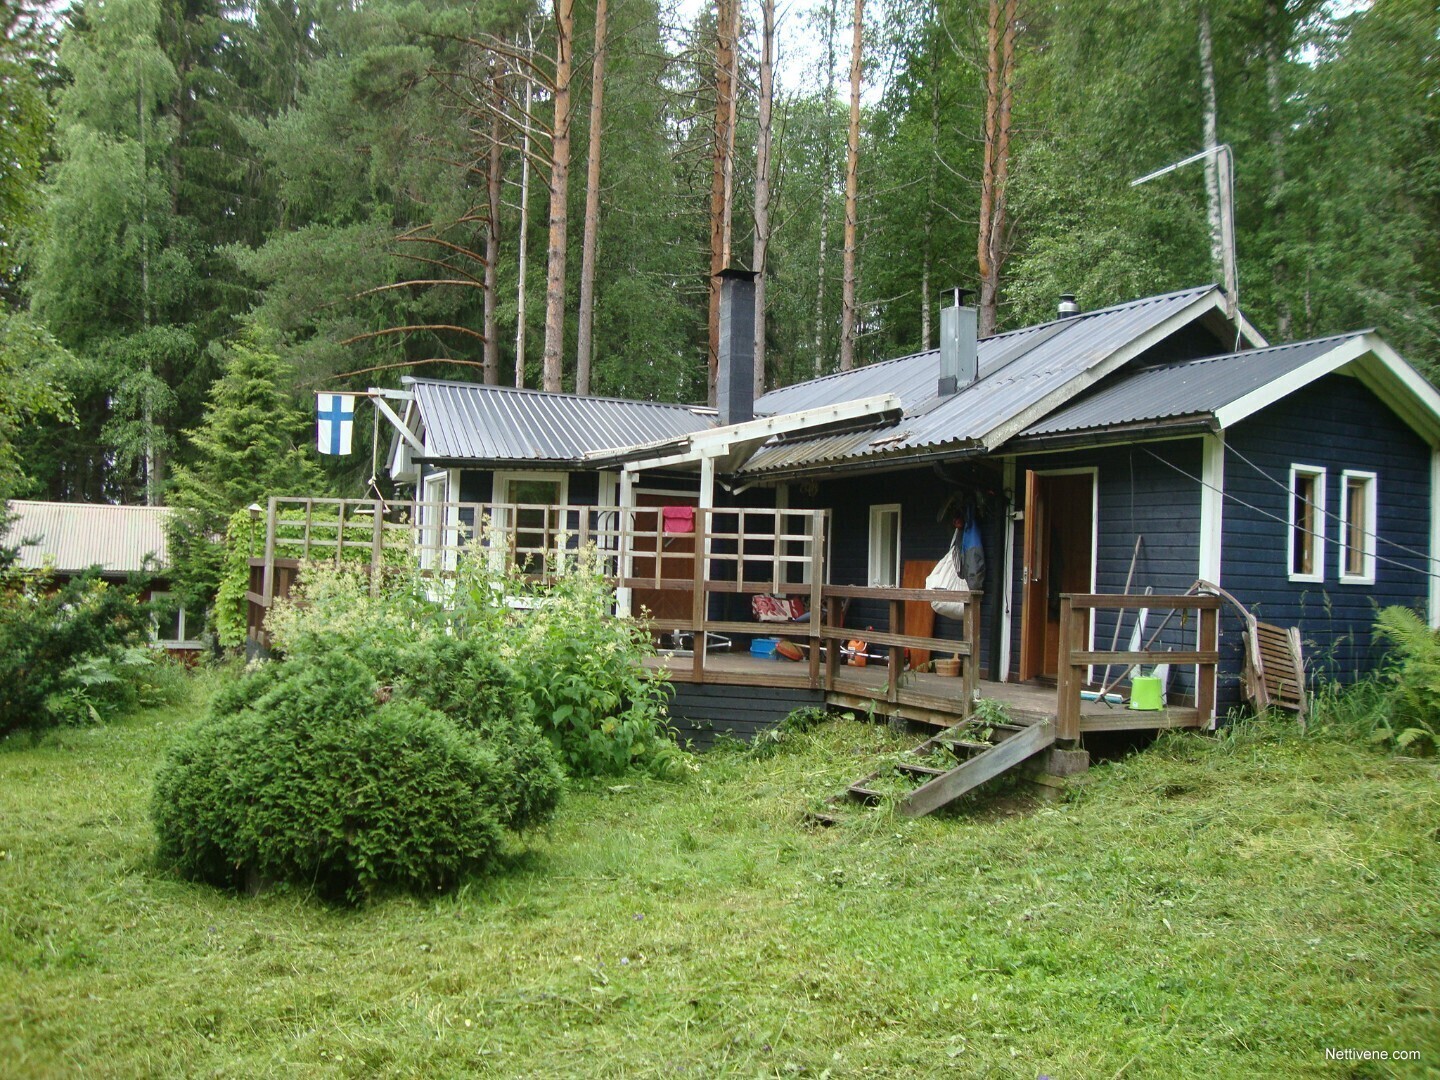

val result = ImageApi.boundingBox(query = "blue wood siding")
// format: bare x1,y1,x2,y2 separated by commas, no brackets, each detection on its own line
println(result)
1007,442,1204,697
1221,375,1432,699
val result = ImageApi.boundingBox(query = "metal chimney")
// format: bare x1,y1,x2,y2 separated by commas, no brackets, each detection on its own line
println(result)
1058,293,1080,318
938,287,979,396
717,268,757,426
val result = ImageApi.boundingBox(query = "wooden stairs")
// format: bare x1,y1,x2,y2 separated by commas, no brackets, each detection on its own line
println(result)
815,713,1056,822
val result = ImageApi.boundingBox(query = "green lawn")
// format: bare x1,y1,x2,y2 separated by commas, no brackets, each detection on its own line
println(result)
3,687,1438,1078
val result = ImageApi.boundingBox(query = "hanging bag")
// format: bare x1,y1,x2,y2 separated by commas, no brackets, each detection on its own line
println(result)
926,529,969,620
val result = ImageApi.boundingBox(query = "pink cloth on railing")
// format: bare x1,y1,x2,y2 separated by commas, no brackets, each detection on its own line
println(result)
752,594,808,622
662,505,695,534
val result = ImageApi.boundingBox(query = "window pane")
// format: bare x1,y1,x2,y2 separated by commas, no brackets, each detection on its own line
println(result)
1292,474,1316,576
1345,478,1368,577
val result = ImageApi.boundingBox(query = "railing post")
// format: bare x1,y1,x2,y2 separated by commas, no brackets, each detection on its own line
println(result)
963,589,982,718
824,594,841,692
807,513,824,689
887,596,902,702
1056,595,1081,743
261,496,278,608
335,498,346,567
1198,602,1219,726
691,508,708,683
369,499,384,597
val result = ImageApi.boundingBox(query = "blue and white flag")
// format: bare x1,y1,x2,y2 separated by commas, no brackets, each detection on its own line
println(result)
316,393,357,455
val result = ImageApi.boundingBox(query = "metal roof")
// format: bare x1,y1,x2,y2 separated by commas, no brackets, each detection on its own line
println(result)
1016,332,1366,439
411,379,715,464
8,501,170,573
741,286,1226,477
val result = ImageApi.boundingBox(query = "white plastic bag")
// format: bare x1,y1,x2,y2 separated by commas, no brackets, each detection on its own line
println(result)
926,551,969,620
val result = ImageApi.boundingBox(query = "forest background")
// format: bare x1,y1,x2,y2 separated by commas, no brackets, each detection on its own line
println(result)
0,0,1436,511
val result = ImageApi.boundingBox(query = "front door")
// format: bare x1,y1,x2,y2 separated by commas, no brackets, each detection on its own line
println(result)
1020,470,1094,681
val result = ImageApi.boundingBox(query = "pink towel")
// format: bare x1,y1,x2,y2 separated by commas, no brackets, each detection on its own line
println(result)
662,505,695,535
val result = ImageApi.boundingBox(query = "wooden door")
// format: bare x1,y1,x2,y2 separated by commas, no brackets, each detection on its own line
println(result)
1020,471,1094,681
630,492,697,628
902,559,937,668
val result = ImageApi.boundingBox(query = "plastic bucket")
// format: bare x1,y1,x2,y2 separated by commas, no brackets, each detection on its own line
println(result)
1129,675,1163,711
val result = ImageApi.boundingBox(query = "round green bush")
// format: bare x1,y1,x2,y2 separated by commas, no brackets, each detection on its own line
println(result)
153,648,562,902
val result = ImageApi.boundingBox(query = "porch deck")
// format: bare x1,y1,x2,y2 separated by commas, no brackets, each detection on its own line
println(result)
643,652,1206,734
245,496,1218,743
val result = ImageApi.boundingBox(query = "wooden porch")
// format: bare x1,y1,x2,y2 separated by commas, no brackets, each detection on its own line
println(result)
245,496,1219,745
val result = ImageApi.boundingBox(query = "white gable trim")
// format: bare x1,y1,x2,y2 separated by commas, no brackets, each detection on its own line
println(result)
983,288,1261,452
1199,432,1224,583
1213,333,1440,447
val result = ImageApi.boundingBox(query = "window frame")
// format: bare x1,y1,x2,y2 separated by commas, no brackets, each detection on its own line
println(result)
492,469,570,568
868,503,902,588
1287,464,1327,583
1338,469,1378,585
149,589,204,648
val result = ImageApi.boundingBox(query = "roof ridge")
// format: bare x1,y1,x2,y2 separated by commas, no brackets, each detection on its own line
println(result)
1135,329,1371,372
6,499,168,511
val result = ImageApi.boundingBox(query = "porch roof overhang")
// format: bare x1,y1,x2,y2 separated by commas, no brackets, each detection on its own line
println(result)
583,394,904,476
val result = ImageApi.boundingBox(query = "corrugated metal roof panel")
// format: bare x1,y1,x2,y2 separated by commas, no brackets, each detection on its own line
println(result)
412,380,715,463
1019,333,1363,437
742,287,1219,475
8,501,171,573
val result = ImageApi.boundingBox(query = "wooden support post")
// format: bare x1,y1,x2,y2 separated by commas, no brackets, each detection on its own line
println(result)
1055,595,1081,743
369,500,384,598
963,589,982,718
335,498,346,567
1198,603,1218,726
807,513,824,689
888,597,902,702
692,507,708,683
824,595,842,691
302,500,313,560
261,496,278,606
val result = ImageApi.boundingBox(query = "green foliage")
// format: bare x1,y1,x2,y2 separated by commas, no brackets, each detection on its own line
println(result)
1365,605,1440,754
152,648,549,903
747,704,837,760
166,333,324,621
0,311,74,509
0,569,154,732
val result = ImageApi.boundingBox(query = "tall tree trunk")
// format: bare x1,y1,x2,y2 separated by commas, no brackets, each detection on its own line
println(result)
976,0,1016,338
921,36,939,351
1198,5,1223,280
752,0,775,400
515,31,535,389
575,0,609,396
542,0,576,393
839,0,862,371
706,0,739,405
1264,0,1290,337
137,79,158,505
484,55,505,386
814,0,838,376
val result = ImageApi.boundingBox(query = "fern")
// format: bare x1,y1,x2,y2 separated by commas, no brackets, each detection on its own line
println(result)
1370,606,1439,755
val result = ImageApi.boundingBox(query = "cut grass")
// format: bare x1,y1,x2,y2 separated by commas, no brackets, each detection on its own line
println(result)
2,689,1439,1078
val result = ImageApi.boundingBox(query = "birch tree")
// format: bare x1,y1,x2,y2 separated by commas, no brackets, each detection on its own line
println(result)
706,0,739,405
838,0,862,371
752,0,776,399
542,0,576,393
575,0,609,395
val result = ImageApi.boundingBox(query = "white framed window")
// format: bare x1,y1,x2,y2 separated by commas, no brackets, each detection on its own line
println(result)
1339,470,1377,584
1288,464,1326,582
419,470,454,571
868,503,901,588
150,591,203,647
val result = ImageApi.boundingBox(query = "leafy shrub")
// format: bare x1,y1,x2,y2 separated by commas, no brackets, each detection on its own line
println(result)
1365,606,1439,754
0,569,154,732
43,645,190,725
153,647,562,902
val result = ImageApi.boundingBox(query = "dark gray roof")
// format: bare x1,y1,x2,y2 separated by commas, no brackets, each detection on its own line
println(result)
1016,332,1366,441
411,379,714,463
741,286,1227,476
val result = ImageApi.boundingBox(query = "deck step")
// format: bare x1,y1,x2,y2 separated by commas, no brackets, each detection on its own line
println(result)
942,737,994,753
896,761,948,778
846,785,886,804
902,721,1056,818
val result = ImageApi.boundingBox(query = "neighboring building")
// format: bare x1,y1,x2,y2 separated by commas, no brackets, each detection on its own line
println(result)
6,500,205,652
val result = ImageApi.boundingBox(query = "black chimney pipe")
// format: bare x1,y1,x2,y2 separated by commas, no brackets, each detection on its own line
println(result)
717,268,758,426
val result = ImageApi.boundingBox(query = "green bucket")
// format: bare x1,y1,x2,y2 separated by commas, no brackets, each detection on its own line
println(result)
1129,675,1163,711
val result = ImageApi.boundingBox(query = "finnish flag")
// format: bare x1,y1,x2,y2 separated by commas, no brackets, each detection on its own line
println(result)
316,393,357,455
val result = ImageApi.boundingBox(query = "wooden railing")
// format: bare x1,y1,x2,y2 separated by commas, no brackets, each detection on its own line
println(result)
246,497,984,718
1054,593,1221,741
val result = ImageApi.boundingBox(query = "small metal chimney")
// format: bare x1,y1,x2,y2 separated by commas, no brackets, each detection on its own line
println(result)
717,268,757,426
938,287,979,397
1058,293,1080,318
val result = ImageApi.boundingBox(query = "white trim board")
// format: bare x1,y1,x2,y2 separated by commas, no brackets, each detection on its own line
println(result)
1199,433,1225,584
1214,332,1440,447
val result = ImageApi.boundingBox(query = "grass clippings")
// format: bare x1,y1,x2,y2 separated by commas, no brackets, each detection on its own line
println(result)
2,692,1438,1077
